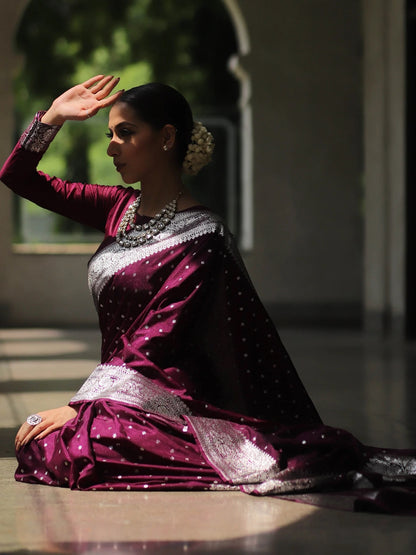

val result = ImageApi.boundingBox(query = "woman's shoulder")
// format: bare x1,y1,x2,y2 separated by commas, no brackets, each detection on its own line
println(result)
99,184,138,206
171,206,239,255
175,205,227,235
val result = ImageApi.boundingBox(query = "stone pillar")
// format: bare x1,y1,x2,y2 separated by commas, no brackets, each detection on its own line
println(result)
363,0,406,334
0,0,98,326
0,0,28,322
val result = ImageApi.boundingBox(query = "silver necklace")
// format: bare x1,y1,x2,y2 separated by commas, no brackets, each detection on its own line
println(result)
116,192,182,248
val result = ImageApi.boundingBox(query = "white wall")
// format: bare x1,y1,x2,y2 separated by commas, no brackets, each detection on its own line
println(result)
239,0,363,325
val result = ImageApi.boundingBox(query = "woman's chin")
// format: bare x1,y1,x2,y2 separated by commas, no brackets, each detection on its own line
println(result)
121,176,138,185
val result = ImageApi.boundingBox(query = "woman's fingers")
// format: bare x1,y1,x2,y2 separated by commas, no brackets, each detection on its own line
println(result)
34,421,65,441
15,423,29,450
95,77,121,100
82,74,105,89
87,81,123,118
82,76,122,118
89,75,117,95
98,88,125,109
15,423,33,450
15,406,79,451
16,420,49,450
84,91,123,119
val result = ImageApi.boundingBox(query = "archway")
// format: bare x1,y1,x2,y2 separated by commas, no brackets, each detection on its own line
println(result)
13,0,250,244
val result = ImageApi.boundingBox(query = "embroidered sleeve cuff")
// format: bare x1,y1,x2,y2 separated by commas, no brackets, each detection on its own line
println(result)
19,111,61,153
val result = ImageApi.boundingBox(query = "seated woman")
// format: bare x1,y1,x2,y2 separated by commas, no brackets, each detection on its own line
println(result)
1,75,416,512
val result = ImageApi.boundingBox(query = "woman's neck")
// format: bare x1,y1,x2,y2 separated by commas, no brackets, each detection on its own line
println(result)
137,176,183,217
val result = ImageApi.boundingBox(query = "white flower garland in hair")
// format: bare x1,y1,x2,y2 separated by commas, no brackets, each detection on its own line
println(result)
182,121,215,176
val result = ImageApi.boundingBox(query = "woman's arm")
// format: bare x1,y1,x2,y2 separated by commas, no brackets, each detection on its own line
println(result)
0,76,125,231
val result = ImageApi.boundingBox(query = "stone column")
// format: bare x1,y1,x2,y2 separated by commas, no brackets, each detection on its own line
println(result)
0,0,28,322
363,0,406,334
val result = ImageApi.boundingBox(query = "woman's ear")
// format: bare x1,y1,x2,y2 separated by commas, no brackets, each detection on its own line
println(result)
162,124,177,151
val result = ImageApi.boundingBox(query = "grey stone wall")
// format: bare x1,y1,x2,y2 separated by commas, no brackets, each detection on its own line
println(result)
239,0,363,325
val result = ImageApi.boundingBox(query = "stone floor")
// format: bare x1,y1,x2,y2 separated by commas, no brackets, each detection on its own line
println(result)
1,327,416,554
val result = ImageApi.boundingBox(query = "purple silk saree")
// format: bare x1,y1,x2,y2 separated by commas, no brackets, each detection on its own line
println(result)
13,208,362,494
3,113,416,513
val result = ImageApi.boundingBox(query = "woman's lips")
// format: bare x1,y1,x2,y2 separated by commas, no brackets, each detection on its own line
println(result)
114,163,126,172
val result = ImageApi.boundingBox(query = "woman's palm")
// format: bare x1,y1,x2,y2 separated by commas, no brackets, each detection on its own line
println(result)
45,75,122,124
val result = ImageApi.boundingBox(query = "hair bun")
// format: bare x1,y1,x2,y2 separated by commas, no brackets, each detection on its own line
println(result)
182,121,215,176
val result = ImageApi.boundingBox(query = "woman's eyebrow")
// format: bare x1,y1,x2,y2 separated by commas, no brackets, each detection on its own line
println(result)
109,121,138,131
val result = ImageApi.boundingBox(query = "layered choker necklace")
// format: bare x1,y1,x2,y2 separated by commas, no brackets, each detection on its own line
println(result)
116,192,182,249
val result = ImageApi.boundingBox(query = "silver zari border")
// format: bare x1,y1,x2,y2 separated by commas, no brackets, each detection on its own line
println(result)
20,112,61,154
363,452,416,480
88,210,226,301
71,363,191,419
186,415,279,484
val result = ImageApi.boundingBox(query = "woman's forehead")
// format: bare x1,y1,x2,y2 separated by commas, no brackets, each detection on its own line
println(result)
108,102,141,127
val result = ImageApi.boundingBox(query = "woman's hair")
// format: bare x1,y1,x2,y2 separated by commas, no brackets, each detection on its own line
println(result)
118,83,194,165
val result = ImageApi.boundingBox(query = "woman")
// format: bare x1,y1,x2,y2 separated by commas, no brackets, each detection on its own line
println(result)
2,76,416,511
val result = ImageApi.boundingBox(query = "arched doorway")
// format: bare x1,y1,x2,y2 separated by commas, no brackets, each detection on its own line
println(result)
13,0,247,243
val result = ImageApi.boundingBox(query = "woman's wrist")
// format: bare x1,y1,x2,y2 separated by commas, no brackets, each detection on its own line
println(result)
18,112,62,153
40,108,65,127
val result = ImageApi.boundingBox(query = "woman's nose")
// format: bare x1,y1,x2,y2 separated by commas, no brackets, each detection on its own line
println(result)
107,138,120,157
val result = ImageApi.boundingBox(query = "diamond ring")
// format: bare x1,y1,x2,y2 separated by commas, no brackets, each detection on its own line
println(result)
26,414,42,426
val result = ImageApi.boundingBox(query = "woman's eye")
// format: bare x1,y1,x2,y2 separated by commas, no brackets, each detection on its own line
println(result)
105,129,133,140
119,128,133,137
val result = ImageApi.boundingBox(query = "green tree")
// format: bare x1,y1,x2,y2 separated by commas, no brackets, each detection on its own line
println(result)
16,0,237,112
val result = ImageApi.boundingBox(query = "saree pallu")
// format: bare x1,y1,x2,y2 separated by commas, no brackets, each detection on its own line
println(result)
15,208,416,513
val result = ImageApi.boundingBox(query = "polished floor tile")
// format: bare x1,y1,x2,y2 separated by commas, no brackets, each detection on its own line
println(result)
1,327,416,554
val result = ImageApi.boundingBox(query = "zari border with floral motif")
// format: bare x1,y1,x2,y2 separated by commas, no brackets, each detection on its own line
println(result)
70,363,191,419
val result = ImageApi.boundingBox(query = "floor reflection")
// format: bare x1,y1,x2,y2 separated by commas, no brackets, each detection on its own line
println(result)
3,328,416,554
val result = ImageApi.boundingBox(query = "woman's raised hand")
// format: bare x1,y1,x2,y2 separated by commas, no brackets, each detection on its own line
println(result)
41,75,123,126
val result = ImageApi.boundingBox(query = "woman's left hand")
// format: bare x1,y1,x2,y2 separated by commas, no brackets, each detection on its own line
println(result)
15,405,78,451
